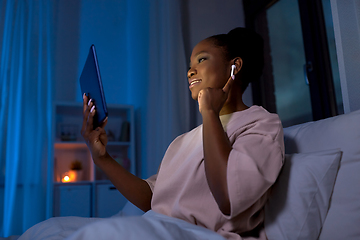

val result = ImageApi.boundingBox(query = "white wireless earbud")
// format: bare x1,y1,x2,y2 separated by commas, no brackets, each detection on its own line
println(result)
231,64,236,80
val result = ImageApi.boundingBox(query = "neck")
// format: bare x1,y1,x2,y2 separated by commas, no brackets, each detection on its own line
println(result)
219,88,249,116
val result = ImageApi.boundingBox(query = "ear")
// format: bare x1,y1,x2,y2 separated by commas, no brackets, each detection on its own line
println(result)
231,57,243,76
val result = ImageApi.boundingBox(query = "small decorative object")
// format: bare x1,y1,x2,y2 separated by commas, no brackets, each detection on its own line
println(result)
70,159,83,170
119,121,130,142
60,124,78,141
68,159,83,182
113,155,131,171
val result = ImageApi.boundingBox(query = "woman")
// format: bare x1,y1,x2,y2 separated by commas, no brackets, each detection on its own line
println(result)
81,27,284,239
19,27,284,240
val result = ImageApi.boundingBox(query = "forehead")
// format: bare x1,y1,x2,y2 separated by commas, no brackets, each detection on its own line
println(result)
190,39,226,64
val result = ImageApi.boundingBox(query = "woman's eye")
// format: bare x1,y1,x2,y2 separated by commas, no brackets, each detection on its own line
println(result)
198,57,206,63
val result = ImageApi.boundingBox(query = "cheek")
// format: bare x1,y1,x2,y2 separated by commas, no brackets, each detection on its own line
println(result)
208,71,228,88
204,64,228,85
217,67,231,86
201,65,218,83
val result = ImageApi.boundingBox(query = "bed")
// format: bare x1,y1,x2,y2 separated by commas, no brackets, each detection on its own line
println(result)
3,109,360,240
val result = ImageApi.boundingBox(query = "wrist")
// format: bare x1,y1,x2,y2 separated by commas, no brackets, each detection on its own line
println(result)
201,109,218,118
93,151,111,166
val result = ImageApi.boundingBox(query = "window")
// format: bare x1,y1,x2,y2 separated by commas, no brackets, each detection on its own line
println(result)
244,0,341,127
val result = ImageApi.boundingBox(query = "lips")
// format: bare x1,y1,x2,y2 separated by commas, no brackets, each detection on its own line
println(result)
189,79,202,88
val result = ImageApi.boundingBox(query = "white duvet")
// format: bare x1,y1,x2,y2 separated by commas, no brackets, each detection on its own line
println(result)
15,211,226,240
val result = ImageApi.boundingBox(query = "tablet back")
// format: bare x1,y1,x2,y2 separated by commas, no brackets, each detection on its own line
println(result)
80,45,108,128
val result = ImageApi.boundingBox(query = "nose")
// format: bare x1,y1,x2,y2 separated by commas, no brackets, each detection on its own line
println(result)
187,67,196,79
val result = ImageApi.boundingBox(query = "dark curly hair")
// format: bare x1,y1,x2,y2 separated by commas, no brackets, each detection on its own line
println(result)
206,27,264,92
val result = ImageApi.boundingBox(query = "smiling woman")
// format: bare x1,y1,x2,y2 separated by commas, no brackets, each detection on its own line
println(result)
77,27,284,240
17,27,284,240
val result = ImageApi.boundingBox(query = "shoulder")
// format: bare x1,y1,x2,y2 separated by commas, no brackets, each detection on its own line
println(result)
167,124,202,148
231,105,280,124
226,105,283,141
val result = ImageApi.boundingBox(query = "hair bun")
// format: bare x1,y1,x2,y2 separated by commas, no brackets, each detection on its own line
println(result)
226,27,264,83
226,27,264,53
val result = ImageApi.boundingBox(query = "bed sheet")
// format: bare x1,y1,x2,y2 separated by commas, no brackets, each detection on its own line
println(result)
15,211,226,240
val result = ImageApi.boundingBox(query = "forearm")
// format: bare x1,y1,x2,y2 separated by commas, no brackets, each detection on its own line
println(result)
202,110,232,215
95,152,152,212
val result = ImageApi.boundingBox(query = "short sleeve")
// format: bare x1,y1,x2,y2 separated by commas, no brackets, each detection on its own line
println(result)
226,126,284,217
145,174,157,192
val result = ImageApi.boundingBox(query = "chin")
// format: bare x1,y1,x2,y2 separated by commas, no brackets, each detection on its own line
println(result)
190,91,199,100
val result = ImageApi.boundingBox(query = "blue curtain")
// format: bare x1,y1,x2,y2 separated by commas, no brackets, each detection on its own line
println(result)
0,0,192,236
126,0,193,178
0,0,53,236
73,0,193,179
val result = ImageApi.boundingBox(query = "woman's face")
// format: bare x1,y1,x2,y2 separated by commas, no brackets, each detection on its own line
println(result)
188,39,230,100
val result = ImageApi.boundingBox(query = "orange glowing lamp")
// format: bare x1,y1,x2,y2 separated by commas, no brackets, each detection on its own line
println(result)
62,174,71,183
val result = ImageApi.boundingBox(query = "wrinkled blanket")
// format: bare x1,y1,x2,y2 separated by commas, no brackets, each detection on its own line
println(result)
15,211,226,240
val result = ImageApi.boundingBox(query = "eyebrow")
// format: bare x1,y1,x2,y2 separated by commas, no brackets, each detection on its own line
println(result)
189,51,208,68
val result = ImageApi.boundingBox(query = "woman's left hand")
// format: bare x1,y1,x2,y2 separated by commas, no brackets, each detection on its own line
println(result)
198,76,234,115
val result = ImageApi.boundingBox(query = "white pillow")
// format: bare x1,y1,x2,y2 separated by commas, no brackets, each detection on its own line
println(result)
282,109,360,240
265,149,342,240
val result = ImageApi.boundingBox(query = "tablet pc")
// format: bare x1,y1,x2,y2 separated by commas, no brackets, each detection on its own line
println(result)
80,45,108,129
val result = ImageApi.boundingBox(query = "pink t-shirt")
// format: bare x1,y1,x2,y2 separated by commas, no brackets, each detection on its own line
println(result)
146,106,284,240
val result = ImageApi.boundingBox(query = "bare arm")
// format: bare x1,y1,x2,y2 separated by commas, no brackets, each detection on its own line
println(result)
198,77,235,215
202,109,231,215
81,94,152,212
94,152,152,212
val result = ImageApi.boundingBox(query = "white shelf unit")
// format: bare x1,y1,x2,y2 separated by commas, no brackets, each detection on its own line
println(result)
49,102,135,218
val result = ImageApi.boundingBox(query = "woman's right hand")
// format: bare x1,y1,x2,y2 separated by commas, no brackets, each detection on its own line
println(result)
81,93,108,164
